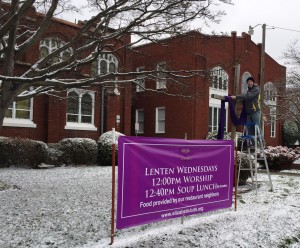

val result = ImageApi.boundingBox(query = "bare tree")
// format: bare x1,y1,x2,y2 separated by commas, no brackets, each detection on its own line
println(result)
0,0,232,128
278,40,300,130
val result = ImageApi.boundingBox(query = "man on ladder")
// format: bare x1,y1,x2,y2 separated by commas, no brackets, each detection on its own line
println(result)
231,76,273,192
231,76,264,147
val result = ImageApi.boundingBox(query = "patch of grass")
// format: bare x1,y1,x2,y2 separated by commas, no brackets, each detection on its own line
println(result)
278,233,300,248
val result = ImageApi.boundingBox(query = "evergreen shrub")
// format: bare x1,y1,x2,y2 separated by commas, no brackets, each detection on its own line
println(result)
0,137,48,168
98,131,124,166
58,138,98,165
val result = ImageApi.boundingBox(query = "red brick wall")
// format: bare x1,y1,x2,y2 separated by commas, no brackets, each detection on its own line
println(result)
0,7,132,143
131,32,286,145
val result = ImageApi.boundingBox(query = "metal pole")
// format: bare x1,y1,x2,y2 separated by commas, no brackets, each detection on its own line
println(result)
109,128,116,245
260,24,266,131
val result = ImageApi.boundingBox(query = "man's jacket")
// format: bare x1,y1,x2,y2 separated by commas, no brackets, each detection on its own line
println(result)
236,84,260,114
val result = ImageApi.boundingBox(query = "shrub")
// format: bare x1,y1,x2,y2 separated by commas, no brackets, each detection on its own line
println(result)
58,138,98,165
45,143,64,166
98,131,125,166
0,137,48,168
283,121,299,146
259,146,299,170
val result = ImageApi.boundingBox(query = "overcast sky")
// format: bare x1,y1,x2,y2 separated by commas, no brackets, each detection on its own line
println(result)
63,0,300,65
200,0,300,64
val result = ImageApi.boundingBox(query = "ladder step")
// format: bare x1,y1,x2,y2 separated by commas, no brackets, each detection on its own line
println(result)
237,123,273,192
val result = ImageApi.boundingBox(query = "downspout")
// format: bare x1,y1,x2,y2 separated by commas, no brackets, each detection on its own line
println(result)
101,86,105,134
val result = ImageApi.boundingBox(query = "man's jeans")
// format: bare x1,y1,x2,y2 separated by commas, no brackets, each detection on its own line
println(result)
246,111,265,145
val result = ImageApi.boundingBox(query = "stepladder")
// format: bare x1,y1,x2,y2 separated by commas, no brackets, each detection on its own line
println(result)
237,122,273,194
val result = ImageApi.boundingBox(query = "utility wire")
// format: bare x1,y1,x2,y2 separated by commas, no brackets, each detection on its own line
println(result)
268,25,300,33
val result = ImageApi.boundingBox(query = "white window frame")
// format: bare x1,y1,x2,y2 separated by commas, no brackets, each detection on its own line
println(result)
136,66,145,92
241,72,252,94
3,98,36,128
155,107,165,133
156,62,167,89
135,109,144,134
39,37,72,61
270,107,276,138
270,115,276,138
65,89,97,131
96,53,119,75
209,66,228,91
264,82,277,105
208,106,227,133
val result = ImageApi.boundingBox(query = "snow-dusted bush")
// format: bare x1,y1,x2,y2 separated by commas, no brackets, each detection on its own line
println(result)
98,131,125,166
45,143,64,166
283,121,299,146
58,138,98,165
0,137,48,168
206,131,232,140
259,146,299,170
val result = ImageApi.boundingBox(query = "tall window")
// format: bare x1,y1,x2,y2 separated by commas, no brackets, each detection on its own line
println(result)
270,115,276,138
241,72,251,94
156,62,167,89
264,82,277,104
209,106,227,133
135,109,144,133
5,99,32,120
270,107,276,138
209,66,228,133
209,66,228,91
66,89,95,125
136,67,145,92
156,107,165,133
40,37,72,62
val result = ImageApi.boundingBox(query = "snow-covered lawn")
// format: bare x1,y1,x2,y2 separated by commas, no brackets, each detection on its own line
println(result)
1,166,300,248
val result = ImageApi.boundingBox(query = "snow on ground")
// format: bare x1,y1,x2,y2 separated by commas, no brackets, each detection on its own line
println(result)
1,166,300,248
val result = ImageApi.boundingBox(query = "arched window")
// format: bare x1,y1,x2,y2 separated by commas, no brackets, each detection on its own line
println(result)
241,72,251,94
209,66,228,91
39,37,72,62
264,82,277,104
209,66,229,133
91,52,118,76
66,89,95,126
264,82,277,138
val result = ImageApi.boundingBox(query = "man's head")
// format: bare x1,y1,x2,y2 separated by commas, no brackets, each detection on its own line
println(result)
246,76,255,88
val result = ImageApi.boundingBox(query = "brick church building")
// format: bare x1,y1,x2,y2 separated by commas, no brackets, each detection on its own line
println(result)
0,7,286,146
131,31,286,146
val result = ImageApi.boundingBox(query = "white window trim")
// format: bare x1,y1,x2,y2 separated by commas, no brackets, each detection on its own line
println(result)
208,105,227,133
156,62,167,90
135,109,144,134
3,98,36,128
65,89,97,131
40,37,73,61
209,66,228,91
65,122,97,131
270,117,276,138
155,107,165,134
3,118,37,128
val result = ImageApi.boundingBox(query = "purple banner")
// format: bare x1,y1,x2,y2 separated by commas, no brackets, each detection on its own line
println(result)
117,136,234,229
